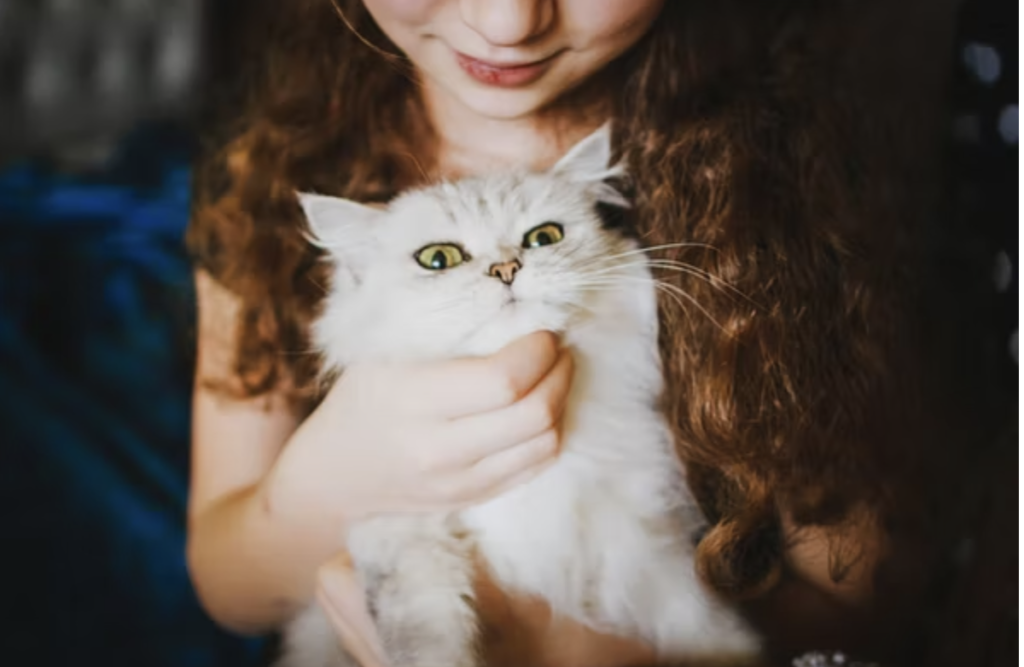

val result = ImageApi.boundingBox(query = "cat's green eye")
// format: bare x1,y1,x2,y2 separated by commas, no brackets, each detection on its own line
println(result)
523,222,565,249
415,243,467,271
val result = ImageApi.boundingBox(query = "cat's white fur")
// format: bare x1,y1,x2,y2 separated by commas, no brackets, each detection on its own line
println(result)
277,125,760,667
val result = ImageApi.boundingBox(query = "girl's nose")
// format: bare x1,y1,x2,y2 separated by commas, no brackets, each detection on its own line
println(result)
459,0,555,48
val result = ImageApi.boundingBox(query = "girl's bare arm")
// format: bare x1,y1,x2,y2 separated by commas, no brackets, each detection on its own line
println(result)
185,270,342,634
185,270,571,635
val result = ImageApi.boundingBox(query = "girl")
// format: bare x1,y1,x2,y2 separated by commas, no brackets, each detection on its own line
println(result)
185,1,983,665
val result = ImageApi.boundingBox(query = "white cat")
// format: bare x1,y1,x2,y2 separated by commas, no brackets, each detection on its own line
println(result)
278,125,760,667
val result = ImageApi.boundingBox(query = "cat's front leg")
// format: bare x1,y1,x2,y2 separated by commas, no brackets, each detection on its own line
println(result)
354,519,482,667
636,544,762,664
276,603,360,667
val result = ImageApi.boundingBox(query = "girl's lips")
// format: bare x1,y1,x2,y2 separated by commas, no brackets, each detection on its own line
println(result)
455,51,561,88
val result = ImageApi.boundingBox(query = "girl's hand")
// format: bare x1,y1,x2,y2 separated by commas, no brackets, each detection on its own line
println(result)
263,330,573,527
316,551,661,667
316,552,388,667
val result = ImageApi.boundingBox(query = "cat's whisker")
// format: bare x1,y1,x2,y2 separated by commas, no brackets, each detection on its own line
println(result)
566,275,729,334
599,241,721,262
568,280,694,325
577,242,720,271
425,296,475,315
652,284,692,322
651,280,728,333
573,260,651,279
575,241,759,307
564,278,640,290
573,255,758,310
645,261,759,307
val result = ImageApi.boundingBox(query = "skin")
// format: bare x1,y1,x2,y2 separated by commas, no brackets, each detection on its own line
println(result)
188,271,575,635
362,0,665,174
187,1,882,665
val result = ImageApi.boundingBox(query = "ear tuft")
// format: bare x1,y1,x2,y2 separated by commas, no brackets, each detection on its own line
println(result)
551,121,624,184
550,122,629,208
296,191,382,250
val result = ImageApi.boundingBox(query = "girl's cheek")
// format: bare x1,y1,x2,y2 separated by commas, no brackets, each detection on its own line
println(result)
362,0,445,26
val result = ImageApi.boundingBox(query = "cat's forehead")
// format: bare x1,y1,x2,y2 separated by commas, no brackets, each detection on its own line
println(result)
441,173,559,213
389,172,585,231
422,174,557,217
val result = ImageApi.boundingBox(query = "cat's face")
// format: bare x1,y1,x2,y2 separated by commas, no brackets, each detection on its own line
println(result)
301,124,650,363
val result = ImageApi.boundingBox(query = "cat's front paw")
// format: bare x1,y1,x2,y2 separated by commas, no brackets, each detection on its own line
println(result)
386,645,482,667
666,629,761,666
275,603,362,667
691,622,762,665
375,598,483,667
654,607,762,665
380,621,482,667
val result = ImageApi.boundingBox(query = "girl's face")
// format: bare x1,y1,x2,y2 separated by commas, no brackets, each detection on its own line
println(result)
361,0,664,121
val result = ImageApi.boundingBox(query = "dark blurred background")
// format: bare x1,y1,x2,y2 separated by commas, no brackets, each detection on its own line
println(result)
0,1,264,665
0,1,1015,667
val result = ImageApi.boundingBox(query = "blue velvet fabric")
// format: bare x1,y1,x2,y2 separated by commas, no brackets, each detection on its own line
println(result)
0,124,265,667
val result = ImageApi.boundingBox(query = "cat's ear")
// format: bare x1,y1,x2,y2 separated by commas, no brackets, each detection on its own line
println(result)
550,122,629,208
551,122,622,183
296,191,382,252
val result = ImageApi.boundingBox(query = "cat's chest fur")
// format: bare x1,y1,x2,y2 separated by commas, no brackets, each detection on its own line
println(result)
347,287,695,624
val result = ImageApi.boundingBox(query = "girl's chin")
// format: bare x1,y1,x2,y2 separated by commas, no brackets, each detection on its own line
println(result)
442,80,562,121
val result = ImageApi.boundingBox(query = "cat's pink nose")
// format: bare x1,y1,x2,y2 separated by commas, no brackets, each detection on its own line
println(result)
488,259,522,285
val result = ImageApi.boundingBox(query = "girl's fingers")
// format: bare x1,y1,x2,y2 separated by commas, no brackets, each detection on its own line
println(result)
316,594,387,667
443,350,574,466
476,453,558,502
450,429,561,502
317,557,389,667
400,331,561,419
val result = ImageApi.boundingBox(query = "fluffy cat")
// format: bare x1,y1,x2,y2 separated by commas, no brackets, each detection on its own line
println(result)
277,125,760,667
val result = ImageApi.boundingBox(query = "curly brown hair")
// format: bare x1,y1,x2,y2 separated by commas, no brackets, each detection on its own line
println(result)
187,0,993,644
